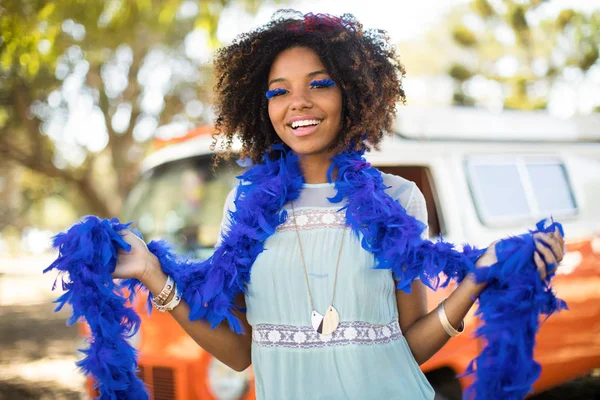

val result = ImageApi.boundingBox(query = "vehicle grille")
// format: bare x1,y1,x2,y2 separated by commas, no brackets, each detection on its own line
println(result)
152,366,176,400
135,363,177,400
86,364,178,399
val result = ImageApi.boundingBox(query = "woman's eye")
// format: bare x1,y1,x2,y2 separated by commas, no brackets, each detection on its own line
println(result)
266,88,288,99
310,78,336,89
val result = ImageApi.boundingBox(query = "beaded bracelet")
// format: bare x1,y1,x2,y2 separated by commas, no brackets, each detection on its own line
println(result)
153,283,182,313
152,275,174,306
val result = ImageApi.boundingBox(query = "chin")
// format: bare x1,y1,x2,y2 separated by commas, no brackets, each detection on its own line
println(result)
286,142,332,157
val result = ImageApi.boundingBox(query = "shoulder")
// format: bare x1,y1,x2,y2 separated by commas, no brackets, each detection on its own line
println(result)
222,185,239,213
380,171,423,209
379,170,429,236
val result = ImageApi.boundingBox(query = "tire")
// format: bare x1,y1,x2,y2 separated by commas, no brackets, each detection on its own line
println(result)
426,368,463,400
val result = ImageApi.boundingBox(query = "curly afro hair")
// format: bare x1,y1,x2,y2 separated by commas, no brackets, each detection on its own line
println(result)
212,10,406,163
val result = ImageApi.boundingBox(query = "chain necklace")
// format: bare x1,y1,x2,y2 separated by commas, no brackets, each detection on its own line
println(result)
291,203,346,336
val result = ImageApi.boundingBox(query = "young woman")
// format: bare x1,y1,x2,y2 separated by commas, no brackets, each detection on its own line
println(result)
112,11,564,399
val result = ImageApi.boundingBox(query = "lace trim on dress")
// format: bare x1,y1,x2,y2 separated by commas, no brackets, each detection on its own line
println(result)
278,208,346,232
252,319,402,349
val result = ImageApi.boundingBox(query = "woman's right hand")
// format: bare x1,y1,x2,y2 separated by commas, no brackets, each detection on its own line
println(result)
112,230,158,282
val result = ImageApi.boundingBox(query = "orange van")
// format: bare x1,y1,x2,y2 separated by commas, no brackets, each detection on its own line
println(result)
82,106,600,399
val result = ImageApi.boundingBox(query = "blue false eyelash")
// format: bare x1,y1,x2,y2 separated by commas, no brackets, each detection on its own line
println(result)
266,88,288,99
310,78,335,88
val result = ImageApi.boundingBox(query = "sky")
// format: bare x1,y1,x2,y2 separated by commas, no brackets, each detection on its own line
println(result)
217,0,600,44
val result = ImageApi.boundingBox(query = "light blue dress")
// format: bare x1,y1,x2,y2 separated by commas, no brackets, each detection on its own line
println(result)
220,172,435,400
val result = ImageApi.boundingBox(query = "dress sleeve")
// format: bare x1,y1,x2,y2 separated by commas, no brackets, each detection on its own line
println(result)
404,182,429,240
215,187,237,248
393,182,429,283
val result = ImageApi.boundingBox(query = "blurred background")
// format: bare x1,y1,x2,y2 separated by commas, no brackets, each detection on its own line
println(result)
1,0,599,398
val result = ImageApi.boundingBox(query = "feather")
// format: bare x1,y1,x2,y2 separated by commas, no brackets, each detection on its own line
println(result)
44,216,148,399
46,148,566,400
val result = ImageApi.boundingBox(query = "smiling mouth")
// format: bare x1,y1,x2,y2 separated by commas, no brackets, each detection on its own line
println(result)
290,119,322,130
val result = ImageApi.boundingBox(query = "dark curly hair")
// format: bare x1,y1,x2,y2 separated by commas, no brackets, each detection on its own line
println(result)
212,10,406,163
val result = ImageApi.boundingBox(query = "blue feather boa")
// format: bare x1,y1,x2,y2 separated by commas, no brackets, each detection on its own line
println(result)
46,147,566,399
44,218,148,400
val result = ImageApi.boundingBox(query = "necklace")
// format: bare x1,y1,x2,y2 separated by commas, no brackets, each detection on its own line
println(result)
291,202,346,336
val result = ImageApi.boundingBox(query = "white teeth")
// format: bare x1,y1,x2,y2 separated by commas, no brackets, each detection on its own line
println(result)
291,119,321,129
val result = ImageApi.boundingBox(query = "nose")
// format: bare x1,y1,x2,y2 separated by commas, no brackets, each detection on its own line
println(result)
289,89,313,111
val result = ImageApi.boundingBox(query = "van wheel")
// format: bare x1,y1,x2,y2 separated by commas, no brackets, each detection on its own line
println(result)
425,368,463,400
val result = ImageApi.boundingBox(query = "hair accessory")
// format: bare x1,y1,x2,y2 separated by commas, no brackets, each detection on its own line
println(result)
437,299,464,337
288,12,359,33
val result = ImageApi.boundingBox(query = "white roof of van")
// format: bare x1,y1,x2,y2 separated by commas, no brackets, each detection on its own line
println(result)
394,106,600,141
141,106,600,172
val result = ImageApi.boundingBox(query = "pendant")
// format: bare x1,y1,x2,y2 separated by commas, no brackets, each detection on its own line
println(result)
311,305,340,336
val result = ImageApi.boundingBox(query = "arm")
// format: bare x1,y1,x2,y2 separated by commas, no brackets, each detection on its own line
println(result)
398,231,563,366
396,183,564,365
397,263,488,366
140,255,252,372
114,188,252,372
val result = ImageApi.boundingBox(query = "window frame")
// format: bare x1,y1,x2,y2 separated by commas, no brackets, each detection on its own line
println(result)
466,155,578,228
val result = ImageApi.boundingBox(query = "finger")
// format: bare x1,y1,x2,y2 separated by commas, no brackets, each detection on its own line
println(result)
535,238,557,276
544,231,564,263
555,227,566,254
534,251,546,280
535,234,563,264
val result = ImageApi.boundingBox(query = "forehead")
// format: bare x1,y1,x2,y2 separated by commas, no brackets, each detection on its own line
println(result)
268,47,326,79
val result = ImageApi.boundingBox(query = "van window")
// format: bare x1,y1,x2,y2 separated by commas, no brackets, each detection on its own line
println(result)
526,163,576,214
122,156,238,258
467,157,577,226
377,166,443,238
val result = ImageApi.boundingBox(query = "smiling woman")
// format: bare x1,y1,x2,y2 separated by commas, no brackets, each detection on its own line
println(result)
100,9,567,400
266,47,343,171
211,10,405,169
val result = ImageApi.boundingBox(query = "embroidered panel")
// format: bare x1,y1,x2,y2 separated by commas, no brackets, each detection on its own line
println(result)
252,319,402,349
279,208,346,232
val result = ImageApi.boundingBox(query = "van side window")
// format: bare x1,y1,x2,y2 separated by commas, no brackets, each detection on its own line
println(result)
467,157,577,226
377,166,443,238
526,163,576,214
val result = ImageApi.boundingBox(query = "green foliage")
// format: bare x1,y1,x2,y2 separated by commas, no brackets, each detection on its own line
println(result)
0,0,280,233
445,0,600,112
452,92,476,107
556,9,577,30
448,63,474,81
471,0,495,19
452,25,478,47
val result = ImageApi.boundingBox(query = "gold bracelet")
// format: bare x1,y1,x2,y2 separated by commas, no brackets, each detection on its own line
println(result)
152,275,174,306
437,299,464,337
154,283,182,313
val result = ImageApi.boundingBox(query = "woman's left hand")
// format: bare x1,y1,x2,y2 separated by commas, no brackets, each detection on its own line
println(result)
476,227,565,280
533,227,565,279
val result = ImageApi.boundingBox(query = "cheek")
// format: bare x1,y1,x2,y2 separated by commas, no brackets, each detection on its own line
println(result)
328,90,343,118
268,102,284,129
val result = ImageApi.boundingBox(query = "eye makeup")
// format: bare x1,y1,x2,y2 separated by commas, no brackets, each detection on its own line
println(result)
265,78,336,99
310,78,335,88
266,88,288,99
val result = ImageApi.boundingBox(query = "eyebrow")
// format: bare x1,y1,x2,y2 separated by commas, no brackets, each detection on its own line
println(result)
268,69,329,86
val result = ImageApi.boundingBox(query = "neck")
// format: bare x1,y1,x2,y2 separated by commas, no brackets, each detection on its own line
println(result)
298,153,336,184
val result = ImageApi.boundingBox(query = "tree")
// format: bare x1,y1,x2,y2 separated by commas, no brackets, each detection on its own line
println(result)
445,0,600,110
0,0,277,232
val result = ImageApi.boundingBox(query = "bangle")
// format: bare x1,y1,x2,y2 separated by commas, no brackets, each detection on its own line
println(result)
437,299,464,337
152,275,174,306
154,283,182,312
